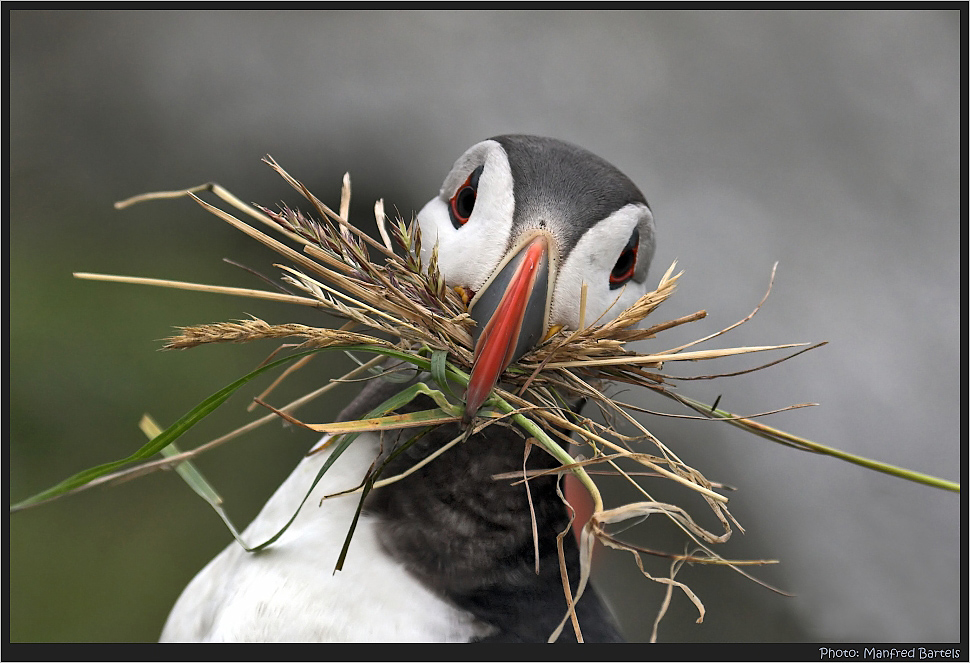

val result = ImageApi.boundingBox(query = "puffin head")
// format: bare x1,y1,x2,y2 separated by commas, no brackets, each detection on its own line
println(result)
416,135,656,419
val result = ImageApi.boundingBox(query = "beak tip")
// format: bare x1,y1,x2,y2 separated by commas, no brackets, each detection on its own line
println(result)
462,382,488,426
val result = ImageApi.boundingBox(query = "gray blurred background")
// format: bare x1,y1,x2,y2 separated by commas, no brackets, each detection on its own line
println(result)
9,10,961,643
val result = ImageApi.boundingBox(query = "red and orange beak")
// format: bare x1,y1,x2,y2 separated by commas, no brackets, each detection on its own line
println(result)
463,234,553,423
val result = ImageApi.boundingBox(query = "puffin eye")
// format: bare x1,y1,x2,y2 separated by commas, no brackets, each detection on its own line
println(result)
609,228,639,289
448,165,484,228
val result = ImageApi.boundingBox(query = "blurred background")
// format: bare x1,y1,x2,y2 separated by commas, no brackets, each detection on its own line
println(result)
9,10,961,643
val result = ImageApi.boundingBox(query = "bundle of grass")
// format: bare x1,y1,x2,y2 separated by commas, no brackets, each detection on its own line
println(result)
16,157,957,642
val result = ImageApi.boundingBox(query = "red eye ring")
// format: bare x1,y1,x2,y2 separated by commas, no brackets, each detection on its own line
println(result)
448,165,483,228
609,229,639,288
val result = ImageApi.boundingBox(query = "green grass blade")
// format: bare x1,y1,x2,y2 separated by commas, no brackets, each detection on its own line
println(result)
676,394,960,493
244,430,358,553
431,348,449,389
11,345,369,513
247,380,460,553
142,414,249,545
333,425,437,572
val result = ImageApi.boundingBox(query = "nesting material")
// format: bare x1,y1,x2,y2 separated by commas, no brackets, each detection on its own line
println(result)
83,158,820,641
7,152,950,642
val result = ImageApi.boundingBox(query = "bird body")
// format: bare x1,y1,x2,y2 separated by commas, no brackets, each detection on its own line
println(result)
161,135,654,642
160,428,490,642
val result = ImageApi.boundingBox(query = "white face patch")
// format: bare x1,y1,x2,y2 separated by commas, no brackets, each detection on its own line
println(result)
417,140,515,292
551,203,654,330
418,137,655,335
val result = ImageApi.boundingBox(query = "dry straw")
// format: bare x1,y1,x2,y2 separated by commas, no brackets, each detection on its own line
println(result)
23,156,956,642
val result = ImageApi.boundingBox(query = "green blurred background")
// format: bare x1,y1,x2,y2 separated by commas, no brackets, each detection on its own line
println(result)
9,10,961,643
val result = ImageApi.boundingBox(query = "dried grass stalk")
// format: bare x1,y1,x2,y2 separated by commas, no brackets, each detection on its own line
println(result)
63,156,951,643
164,318,388,351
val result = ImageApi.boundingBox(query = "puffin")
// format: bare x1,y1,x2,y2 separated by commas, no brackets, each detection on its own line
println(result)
160,135,656,642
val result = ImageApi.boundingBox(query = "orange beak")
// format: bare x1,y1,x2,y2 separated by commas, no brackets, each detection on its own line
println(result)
463,235,551,423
